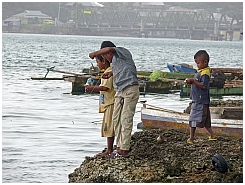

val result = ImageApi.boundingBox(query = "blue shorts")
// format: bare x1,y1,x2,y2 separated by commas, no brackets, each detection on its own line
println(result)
189,103,211,128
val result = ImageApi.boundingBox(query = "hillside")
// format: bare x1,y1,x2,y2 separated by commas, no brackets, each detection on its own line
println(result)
2,2,243,22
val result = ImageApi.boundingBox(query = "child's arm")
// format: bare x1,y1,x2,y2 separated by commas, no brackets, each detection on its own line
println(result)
185,78,207,89
85,85,109,93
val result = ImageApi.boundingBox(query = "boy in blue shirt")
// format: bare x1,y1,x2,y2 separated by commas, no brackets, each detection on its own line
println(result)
185,50,216,144
89,41,139,157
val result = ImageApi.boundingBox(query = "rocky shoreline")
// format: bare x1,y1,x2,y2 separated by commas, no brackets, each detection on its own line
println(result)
68,99,243,183
68,128,242,183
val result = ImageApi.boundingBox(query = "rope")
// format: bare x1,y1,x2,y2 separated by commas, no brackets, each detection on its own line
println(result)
138,101,185,114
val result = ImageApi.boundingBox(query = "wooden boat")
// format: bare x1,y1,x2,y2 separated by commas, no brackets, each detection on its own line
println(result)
63,74,101,95
167,64,243,80
140,103,243,138
31,66,242,96
167,63,196,73
180,80,243,97
63,69,190,95
179,67,243,97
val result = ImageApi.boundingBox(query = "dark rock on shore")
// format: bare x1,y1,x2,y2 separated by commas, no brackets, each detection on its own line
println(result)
68,129,243,183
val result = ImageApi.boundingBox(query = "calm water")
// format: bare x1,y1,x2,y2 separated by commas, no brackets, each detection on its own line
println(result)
2,33,243,183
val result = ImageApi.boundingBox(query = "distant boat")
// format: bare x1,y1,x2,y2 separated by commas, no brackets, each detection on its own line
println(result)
140,103,242,138
167,64,243,81
167,63,196,73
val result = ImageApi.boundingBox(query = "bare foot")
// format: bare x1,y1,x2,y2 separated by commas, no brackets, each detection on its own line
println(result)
211,135,217,138
94,151,110,157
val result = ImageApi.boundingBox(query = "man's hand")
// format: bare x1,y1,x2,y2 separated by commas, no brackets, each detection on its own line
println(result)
102,71,113,79
89,52,96,59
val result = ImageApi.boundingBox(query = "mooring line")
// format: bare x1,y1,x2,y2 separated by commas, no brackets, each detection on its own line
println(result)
138,101,183,114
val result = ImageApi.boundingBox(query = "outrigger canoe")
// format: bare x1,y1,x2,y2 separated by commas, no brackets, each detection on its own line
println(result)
31,66,243,96
140,103,243,138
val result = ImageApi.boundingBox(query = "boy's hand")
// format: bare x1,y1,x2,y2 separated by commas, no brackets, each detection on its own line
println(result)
85,85,93,92
185,78,194,84
102,71,113,79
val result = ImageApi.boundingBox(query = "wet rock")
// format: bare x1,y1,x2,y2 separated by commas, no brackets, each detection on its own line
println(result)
68,129,243,183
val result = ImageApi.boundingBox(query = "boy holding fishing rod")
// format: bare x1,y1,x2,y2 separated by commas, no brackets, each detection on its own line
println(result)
85,55,116,157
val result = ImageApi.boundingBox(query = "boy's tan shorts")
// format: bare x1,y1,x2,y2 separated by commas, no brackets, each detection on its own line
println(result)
101,104,115,137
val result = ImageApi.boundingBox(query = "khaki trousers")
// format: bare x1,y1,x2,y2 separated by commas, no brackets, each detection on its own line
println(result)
113,85,139,150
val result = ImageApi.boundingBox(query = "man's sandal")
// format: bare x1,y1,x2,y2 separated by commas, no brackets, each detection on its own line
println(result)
109,150,130,158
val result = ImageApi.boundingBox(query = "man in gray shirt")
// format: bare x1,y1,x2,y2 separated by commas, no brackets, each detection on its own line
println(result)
89,41,139,158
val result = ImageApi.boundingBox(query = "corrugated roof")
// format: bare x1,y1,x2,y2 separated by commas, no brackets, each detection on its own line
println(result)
78,2,104,7
13,10,52,19
3,17,20,22
213,13,237,24
168,6,192,12
141,2,164,6
66,2,104,7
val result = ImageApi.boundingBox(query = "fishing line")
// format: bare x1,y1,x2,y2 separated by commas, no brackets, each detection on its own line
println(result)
92,119,103,125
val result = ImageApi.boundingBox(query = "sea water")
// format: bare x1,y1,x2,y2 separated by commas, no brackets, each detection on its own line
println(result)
2,33,243,183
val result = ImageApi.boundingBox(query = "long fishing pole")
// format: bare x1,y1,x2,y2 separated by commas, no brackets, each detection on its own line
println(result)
45,66,85,77
45,66,100,78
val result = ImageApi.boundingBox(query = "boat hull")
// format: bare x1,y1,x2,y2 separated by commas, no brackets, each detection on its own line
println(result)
180,85,243,97
64,75,181,95
62,68,242,96
141,107,243,138
167,63,196,73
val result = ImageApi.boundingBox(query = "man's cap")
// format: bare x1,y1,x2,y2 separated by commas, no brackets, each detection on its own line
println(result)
100,41,116,49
